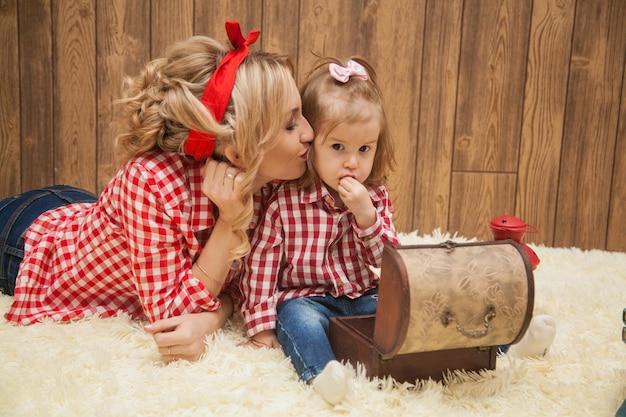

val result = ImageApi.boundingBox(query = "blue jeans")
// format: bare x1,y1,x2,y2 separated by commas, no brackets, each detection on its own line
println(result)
0,185,97,295
276,288,379,382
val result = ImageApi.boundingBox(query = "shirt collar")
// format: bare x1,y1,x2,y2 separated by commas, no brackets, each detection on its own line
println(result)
300,178,328,204
247,180,280,231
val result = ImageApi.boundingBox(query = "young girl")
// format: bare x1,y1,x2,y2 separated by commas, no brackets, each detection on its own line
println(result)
0,22,314,362
239,57,557,404
239,57,399,404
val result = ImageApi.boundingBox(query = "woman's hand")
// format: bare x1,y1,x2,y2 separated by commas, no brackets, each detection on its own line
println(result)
144,295,234,363
201,159,251,225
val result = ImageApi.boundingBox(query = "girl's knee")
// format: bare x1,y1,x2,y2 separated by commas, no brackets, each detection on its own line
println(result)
277,298,328,332
277,297,317,318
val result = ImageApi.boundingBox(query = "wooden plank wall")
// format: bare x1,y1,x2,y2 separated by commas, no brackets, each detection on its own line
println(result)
0,0,624,252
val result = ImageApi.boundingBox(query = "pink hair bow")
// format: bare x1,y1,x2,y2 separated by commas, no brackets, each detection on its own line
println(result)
329,60,369,83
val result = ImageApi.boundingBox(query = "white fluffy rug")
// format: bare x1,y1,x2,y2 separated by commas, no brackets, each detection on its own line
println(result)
1,230,625,417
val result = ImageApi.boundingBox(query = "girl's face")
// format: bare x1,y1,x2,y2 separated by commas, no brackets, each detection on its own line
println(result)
255,81,314,187
312,115,380,192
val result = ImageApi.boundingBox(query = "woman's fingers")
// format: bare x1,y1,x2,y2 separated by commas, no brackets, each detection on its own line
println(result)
202,159,242,194
145,317,204,363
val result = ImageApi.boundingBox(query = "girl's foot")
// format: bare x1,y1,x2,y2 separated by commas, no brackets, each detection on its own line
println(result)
509,314,556,358
312,360,348,405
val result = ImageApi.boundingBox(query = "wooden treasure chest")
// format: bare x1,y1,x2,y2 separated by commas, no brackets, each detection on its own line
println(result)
329,240,534,383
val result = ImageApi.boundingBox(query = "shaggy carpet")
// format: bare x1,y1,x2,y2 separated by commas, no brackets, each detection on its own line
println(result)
1,230,625,417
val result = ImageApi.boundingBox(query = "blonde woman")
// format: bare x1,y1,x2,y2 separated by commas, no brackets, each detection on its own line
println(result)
0,22,313,363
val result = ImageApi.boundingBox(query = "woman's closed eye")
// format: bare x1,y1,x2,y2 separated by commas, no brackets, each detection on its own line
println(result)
285,119,298,131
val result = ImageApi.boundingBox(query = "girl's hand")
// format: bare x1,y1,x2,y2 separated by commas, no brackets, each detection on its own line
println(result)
239,329,281,349
201,159,251,225
144,295,234,363
338,176,376,228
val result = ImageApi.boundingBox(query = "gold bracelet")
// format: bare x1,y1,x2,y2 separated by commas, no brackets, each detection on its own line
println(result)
195,263,223,287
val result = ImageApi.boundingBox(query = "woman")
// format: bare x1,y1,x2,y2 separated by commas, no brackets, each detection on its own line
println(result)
0,22,313,362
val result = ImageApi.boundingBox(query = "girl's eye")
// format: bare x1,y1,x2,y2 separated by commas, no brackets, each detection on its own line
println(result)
331,143,343,150
359,145,371,152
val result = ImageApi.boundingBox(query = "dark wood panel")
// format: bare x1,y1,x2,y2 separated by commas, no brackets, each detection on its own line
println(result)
262,0,300,60
607,59,626,251
555,0,626,250
368,1,426,233
516,0,575,246
194,0,260,50
377,1,418,232
449,172,517,241
0,0,20,197
413,0,462,235
17,0,53,192
1,0,625,251
151,0,193,58
297,0,365,81
53,0,97,192
96,1,150,192
453,0,532,172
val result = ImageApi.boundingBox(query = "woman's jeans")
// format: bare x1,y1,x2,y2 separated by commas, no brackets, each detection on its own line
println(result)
276,288,379,382
0,185,97,295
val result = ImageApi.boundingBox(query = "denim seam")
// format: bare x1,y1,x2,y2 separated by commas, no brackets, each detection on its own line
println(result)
278,320,323,382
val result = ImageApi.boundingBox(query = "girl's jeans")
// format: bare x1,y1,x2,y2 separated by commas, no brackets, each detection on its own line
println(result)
0,185,97,295
276,288,379,382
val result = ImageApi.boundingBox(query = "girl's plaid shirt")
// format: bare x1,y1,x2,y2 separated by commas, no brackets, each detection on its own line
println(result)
240,180,399,337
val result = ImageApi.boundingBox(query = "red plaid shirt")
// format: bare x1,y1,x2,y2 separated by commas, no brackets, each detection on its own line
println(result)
240,179,399,336
6,152,265,325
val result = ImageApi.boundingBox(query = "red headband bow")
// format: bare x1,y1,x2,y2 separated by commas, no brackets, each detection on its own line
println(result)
184,21,261,161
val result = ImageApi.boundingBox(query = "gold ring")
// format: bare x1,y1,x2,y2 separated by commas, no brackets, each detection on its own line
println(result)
225,172,235,179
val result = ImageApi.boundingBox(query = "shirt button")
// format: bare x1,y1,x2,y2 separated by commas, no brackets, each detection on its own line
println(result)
337,281,344,287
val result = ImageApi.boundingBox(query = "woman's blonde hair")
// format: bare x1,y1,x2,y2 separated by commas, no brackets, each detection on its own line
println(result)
115,35,296,261
298,56,395,189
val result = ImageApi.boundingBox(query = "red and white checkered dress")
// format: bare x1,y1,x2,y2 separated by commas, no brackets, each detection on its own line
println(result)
240,179,400,336
6,152,259,325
